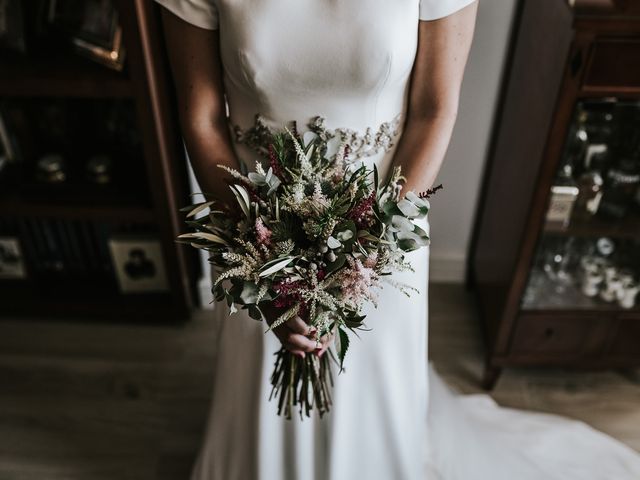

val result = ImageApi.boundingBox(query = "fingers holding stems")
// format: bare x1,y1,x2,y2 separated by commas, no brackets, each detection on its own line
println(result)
271,315,335,359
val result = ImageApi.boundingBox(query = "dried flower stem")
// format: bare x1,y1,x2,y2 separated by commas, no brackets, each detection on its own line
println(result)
418,183,443,199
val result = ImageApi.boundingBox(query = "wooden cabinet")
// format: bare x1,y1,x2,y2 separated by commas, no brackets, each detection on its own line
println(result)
0,1,198,321
469,0,640,388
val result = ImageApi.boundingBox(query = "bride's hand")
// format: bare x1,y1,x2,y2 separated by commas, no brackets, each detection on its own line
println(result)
263,304,334,358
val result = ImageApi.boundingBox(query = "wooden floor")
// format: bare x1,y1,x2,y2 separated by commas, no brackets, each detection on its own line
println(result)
0,283,638,479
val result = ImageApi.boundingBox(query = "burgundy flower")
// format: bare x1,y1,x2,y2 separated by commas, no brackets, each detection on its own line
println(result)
268,143,284,178
273,279,305,308
348,191,376,229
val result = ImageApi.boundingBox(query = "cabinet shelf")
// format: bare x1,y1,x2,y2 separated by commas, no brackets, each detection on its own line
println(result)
521,269,640,313
544,211,640,238
0,184,155,222
0,198,155,222
0,52,133,98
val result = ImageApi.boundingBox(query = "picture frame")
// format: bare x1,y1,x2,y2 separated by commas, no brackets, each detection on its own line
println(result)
49,0,126,71
108,236,169,293
0,236,27,279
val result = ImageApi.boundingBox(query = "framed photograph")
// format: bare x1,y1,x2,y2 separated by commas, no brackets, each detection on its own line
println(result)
108,236,169,293
0,236,27,279
49,0,125,71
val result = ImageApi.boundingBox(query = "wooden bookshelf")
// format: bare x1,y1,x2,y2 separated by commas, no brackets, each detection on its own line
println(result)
0,0,198,321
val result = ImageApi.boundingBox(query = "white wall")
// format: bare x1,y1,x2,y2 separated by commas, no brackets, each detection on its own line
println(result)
429,0,518,282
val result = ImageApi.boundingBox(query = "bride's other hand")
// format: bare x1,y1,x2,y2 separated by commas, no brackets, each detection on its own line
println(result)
263,305,334,358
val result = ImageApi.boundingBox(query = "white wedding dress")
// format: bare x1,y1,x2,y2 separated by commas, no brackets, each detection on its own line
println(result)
155,0,640,478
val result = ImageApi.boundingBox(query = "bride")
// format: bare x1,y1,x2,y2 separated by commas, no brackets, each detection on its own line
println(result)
155,0,640,478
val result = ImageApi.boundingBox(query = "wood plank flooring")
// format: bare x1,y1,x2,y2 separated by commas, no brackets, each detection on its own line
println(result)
0,283,638,479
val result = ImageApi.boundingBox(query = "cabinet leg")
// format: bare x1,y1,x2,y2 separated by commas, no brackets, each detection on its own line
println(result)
481,363,502,391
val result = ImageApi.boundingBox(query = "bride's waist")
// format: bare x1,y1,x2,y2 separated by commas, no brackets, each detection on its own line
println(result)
228,110,404,167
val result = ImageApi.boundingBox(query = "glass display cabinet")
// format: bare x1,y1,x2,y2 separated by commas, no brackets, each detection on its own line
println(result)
522,99,640,312
470,0,640,388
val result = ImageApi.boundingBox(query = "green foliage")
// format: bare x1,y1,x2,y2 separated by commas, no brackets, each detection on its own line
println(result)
336,327,350,371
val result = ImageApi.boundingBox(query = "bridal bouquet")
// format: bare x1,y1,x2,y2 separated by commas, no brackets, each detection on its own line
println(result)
178,123,433,419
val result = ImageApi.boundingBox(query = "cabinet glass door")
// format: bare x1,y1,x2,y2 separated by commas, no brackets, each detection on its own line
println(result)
521,98,640,311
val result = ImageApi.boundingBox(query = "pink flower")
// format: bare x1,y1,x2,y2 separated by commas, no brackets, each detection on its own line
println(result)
363,252,378,269
340,256,378,304
255,217,272,246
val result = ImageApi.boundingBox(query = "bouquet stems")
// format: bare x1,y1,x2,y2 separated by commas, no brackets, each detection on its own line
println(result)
269,347,334,419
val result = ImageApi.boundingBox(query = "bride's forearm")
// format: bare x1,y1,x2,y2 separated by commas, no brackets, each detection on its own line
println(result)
159,8,241,207
391,110,458,196
180,112,242,206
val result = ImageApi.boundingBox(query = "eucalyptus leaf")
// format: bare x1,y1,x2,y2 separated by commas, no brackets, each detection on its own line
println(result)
239,282,260,304
405,190,430,211
397,230,429,247
327,236,341,249
397,198,420,217
412,224,430,243
303,130,318,146
336,229,354,242
382,200,402,217
390,215,414,232
398,238,419,251
248,171,265,185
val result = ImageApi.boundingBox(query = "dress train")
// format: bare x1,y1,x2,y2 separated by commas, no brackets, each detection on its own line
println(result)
426,364,640,480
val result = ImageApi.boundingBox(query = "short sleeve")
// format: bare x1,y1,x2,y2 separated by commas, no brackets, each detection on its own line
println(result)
419,0,477,21
154,0,219,30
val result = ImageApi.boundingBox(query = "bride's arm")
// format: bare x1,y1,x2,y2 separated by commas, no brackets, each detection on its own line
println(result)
160,9,241,206
392,1,478,196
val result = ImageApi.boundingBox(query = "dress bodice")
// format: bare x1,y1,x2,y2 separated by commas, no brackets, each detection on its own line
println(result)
218,0,421,135
155,0,477,176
